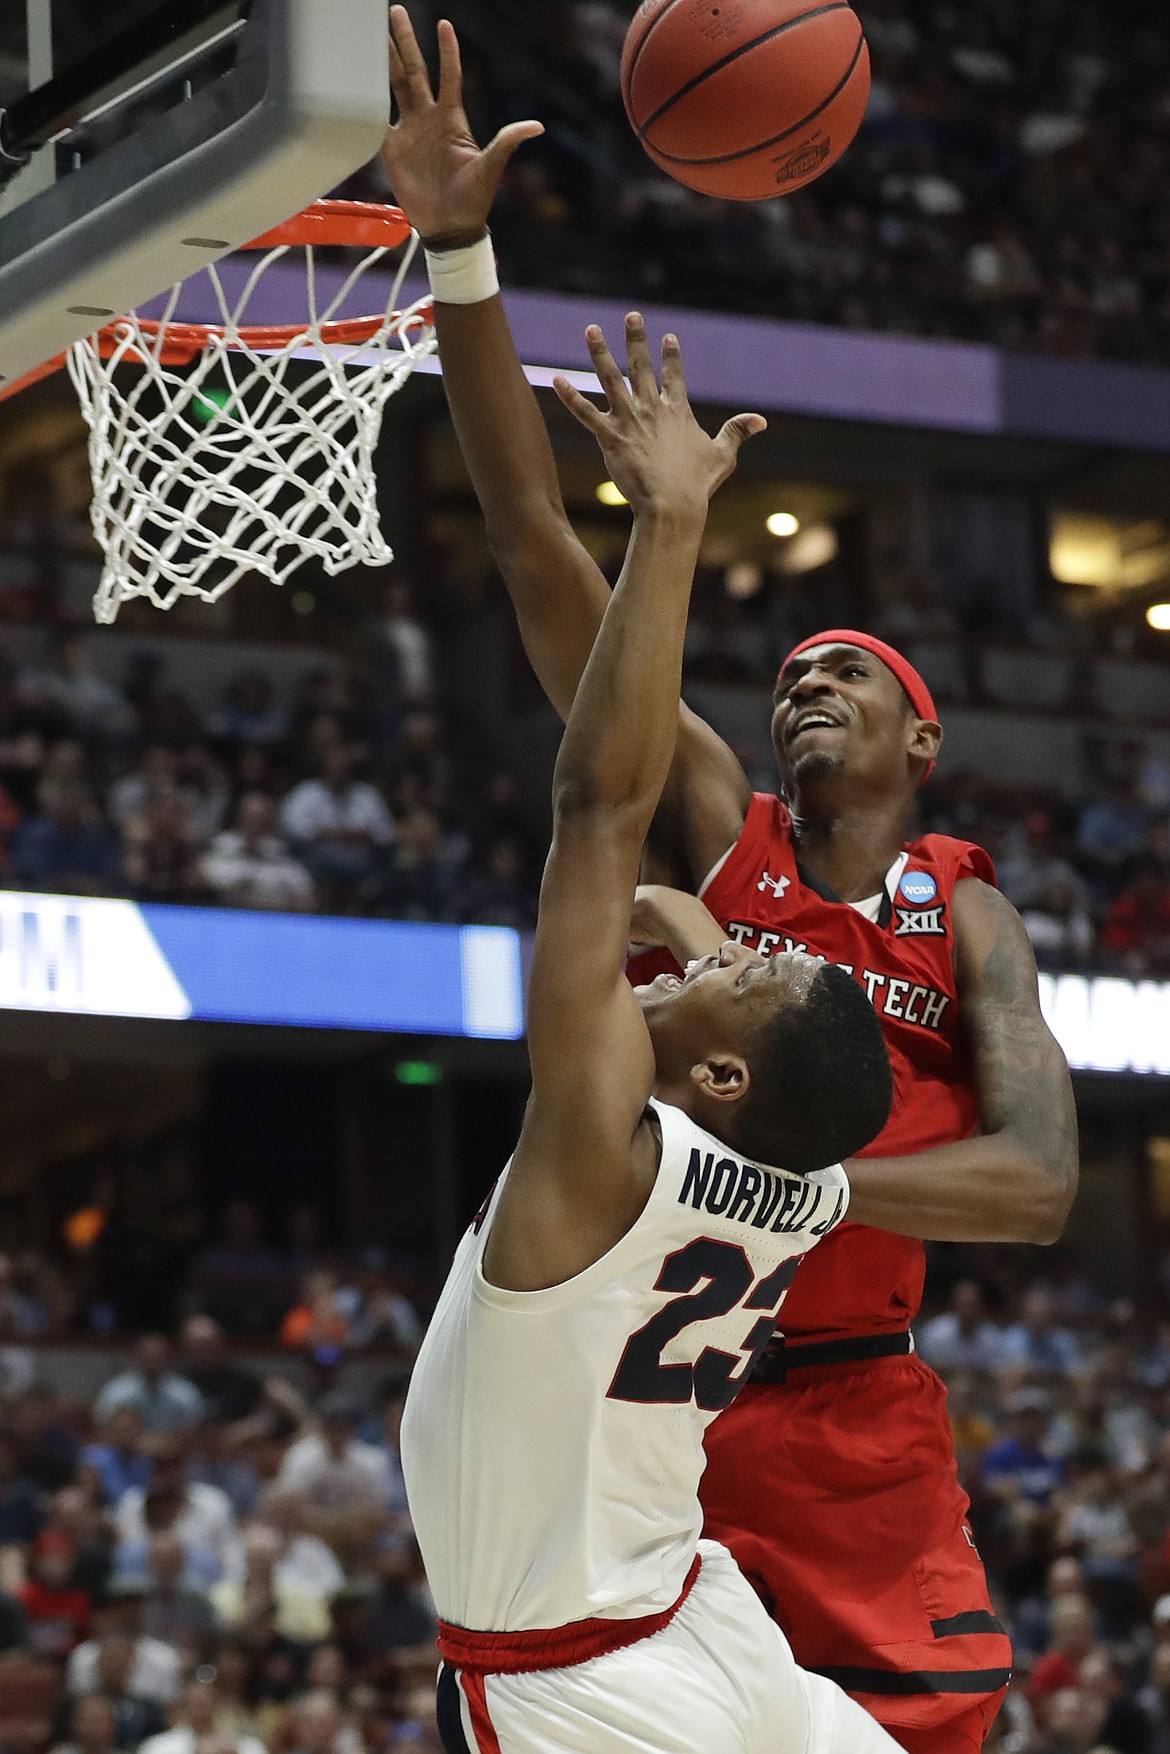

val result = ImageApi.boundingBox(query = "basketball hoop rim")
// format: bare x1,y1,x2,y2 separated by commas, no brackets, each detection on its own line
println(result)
0,199,422,395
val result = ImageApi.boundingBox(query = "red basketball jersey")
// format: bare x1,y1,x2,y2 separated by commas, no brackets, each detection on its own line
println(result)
631,793,996,1343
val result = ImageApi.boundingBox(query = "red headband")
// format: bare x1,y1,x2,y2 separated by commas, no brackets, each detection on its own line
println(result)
778,629,938,724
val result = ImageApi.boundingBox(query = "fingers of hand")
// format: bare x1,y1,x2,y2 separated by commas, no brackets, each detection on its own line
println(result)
659,331,687,402
716,413,768,461
553,374,606,436
585,325,632,414
387,31,408,112
388,6,435,108
728,413,768,446
623,313,658,403
482,119,546,176
436,18,463,108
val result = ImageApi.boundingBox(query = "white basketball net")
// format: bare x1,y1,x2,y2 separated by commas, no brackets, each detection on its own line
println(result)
67,230,436,624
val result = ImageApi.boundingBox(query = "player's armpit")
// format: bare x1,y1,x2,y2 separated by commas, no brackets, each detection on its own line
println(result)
648,704,752,891
953,877,1078,1232
844,880,1077,1245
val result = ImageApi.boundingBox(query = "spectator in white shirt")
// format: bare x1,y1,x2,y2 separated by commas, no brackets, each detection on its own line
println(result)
201,793,315,912
67,1598,181,1704
1019,877,1095,968
211,1504,345,1642
280,745,394,909
93,1336,204,1433
140,1679,267,1754
114,1443,244,1589
364,578,435,707
285,1689,361,1754
917,1280,1009,1372
275,1394,393,1514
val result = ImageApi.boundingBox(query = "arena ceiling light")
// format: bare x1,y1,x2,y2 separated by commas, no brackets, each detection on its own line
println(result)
1049,512,1170,591
1148,603,1170,631
766,511,800,537
596,480,628,507
777,523,838,575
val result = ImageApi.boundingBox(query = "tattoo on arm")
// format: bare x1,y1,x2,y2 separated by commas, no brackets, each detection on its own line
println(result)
962,883,1078,1200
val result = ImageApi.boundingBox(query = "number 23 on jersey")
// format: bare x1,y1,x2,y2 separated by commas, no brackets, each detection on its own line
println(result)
608,1239,798,1413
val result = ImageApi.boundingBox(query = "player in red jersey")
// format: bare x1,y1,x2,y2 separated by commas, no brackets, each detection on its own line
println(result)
378,15,1078,1752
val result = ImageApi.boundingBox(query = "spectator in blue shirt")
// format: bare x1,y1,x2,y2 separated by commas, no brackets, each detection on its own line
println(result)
982,1388,1067,1507
93,1337,203,1434
0,1425,43,1545
1000,1289,1084,1376
81,1408,153,1508
7,781,119,894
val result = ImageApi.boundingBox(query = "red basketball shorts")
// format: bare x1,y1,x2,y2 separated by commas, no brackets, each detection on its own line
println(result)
701,1352,1011,1754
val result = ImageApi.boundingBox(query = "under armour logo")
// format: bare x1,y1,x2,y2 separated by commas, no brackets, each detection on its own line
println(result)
757,871,791,899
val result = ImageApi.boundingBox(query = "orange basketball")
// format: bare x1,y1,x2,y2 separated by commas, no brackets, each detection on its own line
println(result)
621,0,870,201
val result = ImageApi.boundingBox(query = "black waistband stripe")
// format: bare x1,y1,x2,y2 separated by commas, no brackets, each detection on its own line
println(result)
751,1330,912,1383
813,1665,1012,1696
930,1611,1007,1639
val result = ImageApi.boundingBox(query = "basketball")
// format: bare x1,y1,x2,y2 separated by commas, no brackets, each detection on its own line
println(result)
621,0,871,201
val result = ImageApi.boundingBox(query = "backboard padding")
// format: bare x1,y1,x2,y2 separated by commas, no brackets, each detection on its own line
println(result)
0,0,392,391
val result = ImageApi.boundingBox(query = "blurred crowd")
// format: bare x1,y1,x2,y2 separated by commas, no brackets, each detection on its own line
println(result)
361,0,1170,365
0,1293,440,1752
0,494,538,933
6,1,1170,365
3,1231,1170,1753
919,750,1170,980
5,487,1170,973
916,1253,1170,1754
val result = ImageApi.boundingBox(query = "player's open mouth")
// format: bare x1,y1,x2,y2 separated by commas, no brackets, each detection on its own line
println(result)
652,973,683,992
682,954,719,983
787,711,844,744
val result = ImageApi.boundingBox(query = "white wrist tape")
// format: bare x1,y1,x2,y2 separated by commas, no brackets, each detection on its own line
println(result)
424,232,499,305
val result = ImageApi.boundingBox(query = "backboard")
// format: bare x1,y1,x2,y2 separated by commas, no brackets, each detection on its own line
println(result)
0,0,393,393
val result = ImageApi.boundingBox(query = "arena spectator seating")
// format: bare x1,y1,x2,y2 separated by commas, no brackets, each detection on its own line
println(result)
353,0,1170,366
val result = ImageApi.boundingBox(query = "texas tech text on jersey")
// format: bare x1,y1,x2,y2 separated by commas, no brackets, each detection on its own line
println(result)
720,922,951,1034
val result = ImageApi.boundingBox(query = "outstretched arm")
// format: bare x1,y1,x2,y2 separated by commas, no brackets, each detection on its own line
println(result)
381,8,750,886
487,321,763,1290
845,880,1078,1243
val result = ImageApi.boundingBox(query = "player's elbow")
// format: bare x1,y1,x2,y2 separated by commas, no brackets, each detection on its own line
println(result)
1022,1207,1065,1247
486,504,575,583
1015,1160,1077,1245
552,773,646,839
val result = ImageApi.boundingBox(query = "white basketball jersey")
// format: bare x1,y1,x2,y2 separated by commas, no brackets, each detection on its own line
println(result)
401,1098,849,1633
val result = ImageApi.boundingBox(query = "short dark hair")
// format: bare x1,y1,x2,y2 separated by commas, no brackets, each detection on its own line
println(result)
726,962,892,1174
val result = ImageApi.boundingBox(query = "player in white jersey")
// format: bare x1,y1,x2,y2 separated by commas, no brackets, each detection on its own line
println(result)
387,17,899,1751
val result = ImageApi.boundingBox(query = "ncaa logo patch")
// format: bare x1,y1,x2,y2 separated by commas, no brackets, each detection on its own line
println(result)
898,870,938,907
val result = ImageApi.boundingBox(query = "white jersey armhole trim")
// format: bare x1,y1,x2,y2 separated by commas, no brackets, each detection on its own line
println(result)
698,845,736,899
471,1120,670,1315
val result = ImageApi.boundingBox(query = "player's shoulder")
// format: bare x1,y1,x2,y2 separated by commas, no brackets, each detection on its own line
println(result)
743,789,792,844
905,829,997,891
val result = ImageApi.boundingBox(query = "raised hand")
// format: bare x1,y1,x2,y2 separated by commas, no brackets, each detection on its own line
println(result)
381,8,544,245
553,315,766,517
